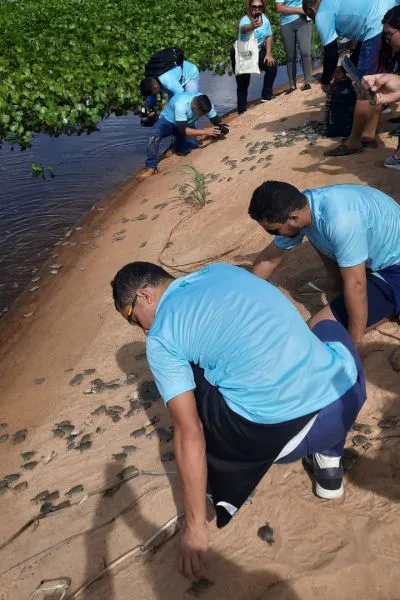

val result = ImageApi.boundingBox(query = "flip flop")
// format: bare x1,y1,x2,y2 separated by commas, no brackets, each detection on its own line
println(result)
324,143,364,157
361,137,378,148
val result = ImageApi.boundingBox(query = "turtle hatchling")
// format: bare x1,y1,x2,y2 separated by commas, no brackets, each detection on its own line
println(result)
112,452,128,463
352,434,369,447
0,423,7,431
65,484,84,497
31,490,50,503
69,373,84,386
22,461,38,470
117,466,139,480
4,473,21,483
21,451,36,461
0,434,8,443
40,502,56,514
12,429,27,444
257,523,275,545
131,427,146,439
79,440,92,452
122,445,137,454
13,481,28,493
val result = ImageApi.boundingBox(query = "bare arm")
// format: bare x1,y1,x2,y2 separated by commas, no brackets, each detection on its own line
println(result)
276,2,304,15
253,241,286,279
169,391,208,580
340,263,368,345
184,126,220,138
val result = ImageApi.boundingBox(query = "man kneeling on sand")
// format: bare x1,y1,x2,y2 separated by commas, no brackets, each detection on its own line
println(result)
250,181,400,354
111,261,365,579
137,91,228,181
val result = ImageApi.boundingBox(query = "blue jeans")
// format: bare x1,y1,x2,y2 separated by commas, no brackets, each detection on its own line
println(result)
145,116,198,169
353,33,382,76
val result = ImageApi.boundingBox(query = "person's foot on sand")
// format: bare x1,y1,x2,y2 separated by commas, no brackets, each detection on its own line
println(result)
136,168,157,181
324,142,364,157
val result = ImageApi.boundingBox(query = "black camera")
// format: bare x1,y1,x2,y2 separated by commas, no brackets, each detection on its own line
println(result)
134,106,159,127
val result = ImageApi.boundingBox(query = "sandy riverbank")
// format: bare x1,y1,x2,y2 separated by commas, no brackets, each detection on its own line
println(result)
0,85,399,600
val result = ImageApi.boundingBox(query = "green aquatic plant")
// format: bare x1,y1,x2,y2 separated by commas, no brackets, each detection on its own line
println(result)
179,165,208,207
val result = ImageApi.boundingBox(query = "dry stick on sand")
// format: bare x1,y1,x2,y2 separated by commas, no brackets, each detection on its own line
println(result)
70,511,185,598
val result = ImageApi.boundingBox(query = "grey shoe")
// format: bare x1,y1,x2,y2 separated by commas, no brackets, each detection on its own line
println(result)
384,155,400,171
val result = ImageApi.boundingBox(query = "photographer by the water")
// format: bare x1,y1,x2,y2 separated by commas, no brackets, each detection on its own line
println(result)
136,91,229,181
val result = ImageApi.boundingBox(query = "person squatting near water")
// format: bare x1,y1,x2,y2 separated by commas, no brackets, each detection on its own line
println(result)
250,181,400,355
111,261,366,580
303,0,398,157
136,92,229,181
230,0,277,114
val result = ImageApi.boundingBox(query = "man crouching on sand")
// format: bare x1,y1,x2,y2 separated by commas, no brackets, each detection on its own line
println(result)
111,261,366,580
137,91,229,181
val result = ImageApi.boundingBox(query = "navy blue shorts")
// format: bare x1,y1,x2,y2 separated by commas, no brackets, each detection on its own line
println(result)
356,33,382,76
330,271,398,328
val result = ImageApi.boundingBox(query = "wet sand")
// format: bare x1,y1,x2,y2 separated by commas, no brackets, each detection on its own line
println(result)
0,85,399,600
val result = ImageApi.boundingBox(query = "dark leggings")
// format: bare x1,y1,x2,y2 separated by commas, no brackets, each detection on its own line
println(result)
280,16,312,88
230,45,277,114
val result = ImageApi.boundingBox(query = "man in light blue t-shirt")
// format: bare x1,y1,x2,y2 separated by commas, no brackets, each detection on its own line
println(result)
250,181,400,353
111,260,365,580
137,92,228,181
303,0,396,157
140,60,200,107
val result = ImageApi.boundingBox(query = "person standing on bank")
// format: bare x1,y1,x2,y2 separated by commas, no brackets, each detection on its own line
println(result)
112,261,366,580
303,0,396,157
230,0,277,114
276,0,313,93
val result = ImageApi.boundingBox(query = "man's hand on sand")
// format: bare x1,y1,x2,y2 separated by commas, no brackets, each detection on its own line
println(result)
362,74,400,105
204,126,222,138
178,522,209,580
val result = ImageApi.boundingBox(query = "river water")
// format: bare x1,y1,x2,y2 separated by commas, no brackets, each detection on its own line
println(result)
0,65,304,314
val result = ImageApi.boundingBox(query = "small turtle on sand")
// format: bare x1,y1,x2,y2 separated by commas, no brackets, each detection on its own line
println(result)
21,451,36,461
79,440,92,452
352,434,369,447
126,399,151,417
69,373,84,386
117,466,139,481
122,445,137,454
13,481,28,493
0,434,8,443
0,423,7,431
12,429,27,444
112,452,128,463
34,377,45,385
31,490,50,503
108,405,125,414
58,423,75,434
157,427,173,442
22,461,38,470
4,473,21,483
131,427,146,439
65,485,84,497
45,490,60,503
257,523,275,545
187,578,214,597
40,502,56,514
0,484,9,495
92,405,107,417
132,213,148,221
83,368,96,376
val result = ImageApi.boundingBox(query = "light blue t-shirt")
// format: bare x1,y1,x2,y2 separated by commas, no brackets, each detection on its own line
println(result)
274,185,400,272
316,0,396,45
158,61,200,100
146,264,357,425
276,0,303,27
239,14,273,48
160,91,217,126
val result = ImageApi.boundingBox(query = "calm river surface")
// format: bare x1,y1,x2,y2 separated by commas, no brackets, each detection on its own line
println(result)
0,65,303,314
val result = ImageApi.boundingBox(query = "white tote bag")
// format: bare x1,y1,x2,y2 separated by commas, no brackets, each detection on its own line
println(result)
234,30,260,75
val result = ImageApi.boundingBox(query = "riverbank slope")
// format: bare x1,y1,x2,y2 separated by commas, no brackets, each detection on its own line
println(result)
0,86,399,600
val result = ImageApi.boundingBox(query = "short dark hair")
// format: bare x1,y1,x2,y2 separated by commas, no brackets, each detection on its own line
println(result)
383,5,400,28
111,262,174,310
193,94,212,115
302,0,317,19
248,181,307,223
140,77,157,97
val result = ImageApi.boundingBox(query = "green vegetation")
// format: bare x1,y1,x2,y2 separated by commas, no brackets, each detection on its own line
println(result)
179,165,208,206
0,0,321,149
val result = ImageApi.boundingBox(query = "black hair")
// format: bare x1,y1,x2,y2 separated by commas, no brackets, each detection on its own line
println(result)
139,77,157,97
302,0,317,19
383,5,400,29
248,181,307,223
193,94,212,115
111,262,174,310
